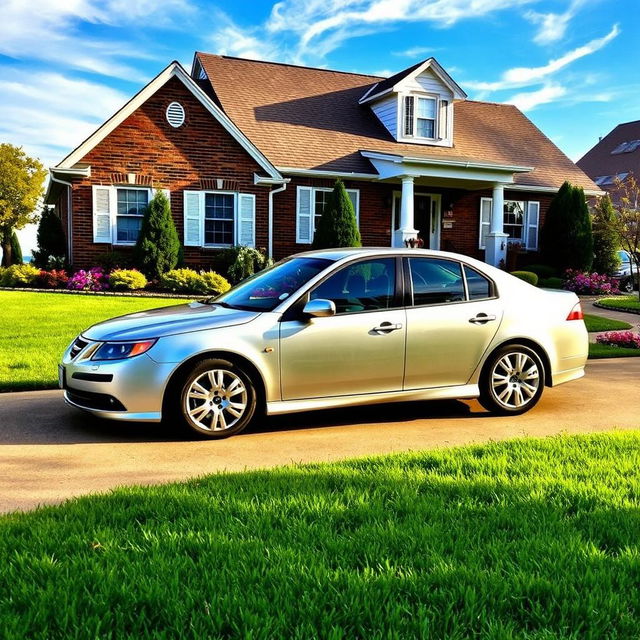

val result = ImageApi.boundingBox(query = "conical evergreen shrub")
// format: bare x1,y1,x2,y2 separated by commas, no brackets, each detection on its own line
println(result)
312,180,361,249
32,206,66,267
591,194,620,274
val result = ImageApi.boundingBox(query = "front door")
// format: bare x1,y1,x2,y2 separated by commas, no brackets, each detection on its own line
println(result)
415,195,432,248
279,257,405,400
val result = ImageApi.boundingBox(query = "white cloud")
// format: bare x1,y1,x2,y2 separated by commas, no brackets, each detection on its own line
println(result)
525,0,588,45
0,0,194,80
392,46,434,58
468,24,620,92
508,84,567,110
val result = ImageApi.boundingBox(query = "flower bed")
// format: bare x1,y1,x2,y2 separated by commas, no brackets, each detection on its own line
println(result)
595,330,640,349
563,269,620,295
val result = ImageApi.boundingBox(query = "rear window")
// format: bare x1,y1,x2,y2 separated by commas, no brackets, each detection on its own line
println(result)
464,265,493,300
408,258,465,306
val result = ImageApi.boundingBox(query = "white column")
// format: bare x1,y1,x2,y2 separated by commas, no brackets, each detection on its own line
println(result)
485,183,508,267
396,176,418,246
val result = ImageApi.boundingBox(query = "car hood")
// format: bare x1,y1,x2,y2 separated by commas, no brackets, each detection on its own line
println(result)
82,302,260,341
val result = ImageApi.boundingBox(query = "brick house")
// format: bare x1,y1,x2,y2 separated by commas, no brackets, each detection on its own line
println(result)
46,54,599,269
577,119,640,205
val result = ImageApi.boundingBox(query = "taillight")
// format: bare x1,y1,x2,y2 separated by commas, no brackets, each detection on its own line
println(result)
566,302,584,321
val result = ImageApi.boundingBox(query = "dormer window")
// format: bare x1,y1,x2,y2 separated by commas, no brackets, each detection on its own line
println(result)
403,95,446,140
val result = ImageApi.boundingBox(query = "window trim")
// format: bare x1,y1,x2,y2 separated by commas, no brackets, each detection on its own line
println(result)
113,186,152,246
478,197,540,251
403,92,440,141
202,190,237,248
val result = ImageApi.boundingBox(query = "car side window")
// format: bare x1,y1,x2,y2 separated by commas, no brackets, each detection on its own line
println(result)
408,258,465,306
464,265,493,300
310,258,395,314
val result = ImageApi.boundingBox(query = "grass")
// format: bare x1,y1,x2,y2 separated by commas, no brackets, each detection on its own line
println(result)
597,295,640,312
583,313,632,332
588,342,640,358
2,432,640,639
0,291,186,391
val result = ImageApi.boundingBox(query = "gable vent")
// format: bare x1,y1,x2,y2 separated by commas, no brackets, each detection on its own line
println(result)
166,102,185,128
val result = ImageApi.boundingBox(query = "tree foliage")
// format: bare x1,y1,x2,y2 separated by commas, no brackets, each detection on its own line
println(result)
32,205,67,268
591,194,620,274
134,190,180,280
541,181,593,272
0,143,46,266
312,180,361,249
612,176,640,300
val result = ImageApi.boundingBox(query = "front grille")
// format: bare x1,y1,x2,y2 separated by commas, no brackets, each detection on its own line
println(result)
70,337,88,359
66,389,126,412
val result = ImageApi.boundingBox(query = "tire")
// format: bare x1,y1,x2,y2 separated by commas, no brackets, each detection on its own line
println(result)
175,358,257,439
478,344,545,415
620,277,634,294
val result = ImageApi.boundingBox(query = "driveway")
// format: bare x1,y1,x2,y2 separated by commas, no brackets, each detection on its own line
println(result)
1,358,638,514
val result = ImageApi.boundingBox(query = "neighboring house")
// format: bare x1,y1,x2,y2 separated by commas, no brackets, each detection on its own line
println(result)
46,54,598,269
577,119,640,204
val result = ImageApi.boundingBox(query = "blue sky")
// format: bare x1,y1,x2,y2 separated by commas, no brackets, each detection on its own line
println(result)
1,0,638,176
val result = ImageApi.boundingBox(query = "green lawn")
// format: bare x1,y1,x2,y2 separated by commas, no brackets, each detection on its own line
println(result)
2,432,640,639
583,313,632,332
0,291,186,391
588,342,640,359
597,296,640,312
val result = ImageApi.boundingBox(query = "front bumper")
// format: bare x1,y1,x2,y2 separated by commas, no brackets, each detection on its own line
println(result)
60,337,176,422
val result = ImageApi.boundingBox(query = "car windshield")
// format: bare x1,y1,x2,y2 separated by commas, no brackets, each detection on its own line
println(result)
210,257,332,312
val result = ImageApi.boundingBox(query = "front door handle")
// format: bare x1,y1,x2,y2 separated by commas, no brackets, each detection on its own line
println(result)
469,313,496,324
372,321,403,333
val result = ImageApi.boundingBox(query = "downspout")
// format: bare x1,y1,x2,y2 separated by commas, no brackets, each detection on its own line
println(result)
254,175,290,260
49,171,73,265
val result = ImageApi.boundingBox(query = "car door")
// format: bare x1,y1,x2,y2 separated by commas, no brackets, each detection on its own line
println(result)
403,257,503,389
279,257,406,400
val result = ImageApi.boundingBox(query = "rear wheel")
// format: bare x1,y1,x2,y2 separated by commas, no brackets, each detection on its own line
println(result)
479,345,545,415
176,358,257,438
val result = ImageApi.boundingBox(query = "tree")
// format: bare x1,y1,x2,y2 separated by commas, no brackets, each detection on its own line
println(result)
32,205,67,268
612,176,640,300
134,190,180,279
312,180,361,249
541,181,593,272
0,143,46,266
591,194,620,274
10,231,22,264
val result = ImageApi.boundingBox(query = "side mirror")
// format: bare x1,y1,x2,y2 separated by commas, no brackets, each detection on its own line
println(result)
302,298,336,318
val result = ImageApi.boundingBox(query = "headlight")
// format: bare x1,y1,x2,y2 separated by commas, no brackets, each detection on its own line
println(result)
92,340,156,361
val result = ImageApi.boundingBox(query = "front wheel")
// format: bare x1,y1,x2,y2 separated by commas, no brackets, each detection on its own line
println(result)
177,358,257,438
478,345,545,415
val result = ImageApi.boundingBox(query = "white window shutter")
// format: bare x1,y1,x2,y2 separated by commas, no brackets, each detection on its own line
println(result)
296,186,313,244
479,197,492,250
238,193,256,248
526,201,540,250
404,96,414,136
183,191,203,247
92,185,114,243
439,100,449,139
346,189,360,227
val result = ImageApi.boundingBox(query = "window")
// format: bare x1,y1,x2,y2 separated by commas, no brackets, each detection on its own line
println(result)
204,193,235,246
404,95,438,139
116,188,148,243
611,140,640,155
310,258,395,314
464,265,493,300
409,258,465,306
296,187,360,243
503,200,525,243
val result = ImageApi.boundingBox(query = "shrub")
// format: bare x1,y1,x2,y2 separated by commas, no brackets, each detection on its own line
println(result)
538,276,564,289
200,271,231,295
32,206,66,268
67,267,109,292
563,269,619,295
522,264,557,279
312,179,361,249
94,250,133,271
596,330,640,349
10,231,23,264
228,246,272,283
0,263,40,287
109,269,148,291
510,270,538,286
35,269,68,289
541,181,593,272
159,268,205,293
591,195,621,275
135,190,180,279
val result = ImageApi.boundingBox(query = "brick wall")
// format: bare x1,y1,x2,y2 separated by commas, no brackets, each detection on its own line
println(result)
66,75,269,268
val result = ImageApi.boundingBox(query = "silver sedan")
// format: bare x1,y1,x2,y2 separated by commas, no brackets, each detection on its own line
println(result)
60,248,588,438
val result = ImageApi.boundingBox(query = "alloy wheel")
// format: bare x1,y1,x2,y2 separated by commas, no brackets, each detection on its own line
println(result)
490,351,540,410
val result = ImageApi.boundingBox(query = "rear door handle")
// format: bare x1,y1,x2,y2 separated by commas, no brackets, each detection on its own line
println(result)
372,321,403,333
469,313,496,324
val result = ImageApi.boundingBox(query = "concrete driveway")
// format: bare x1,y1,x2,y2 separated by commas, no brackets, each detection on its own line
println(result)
1,358,638,514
